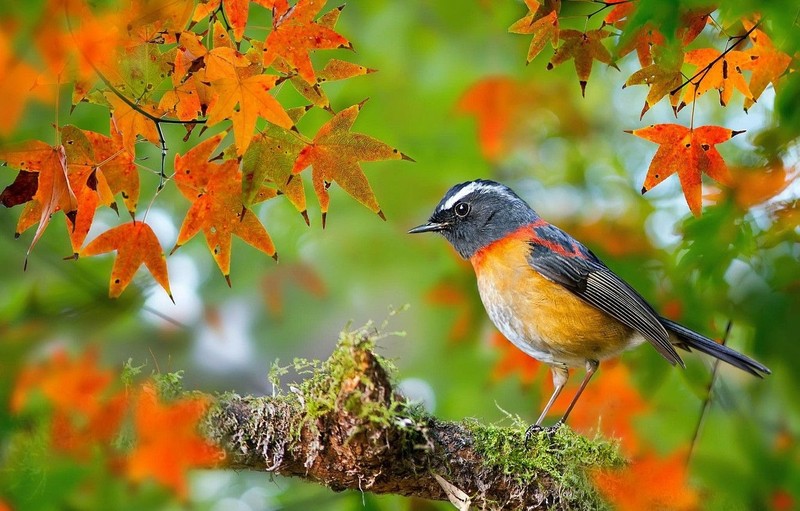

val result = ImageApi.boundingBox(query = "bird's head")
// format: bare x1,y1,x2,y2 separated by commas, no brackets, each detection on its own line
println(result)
409,179,537,259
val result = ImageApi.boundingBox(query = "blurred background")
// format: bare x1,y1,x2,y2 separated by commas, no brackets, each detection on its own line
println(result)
1,0,799,510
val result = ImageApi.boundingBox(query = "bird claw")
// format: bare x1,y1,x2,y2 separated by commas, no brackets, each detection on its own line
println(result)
524,421,563,448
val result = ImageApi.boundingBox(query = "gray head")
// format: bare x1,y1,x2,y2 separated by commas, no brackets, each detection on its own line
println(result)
409,179,538,258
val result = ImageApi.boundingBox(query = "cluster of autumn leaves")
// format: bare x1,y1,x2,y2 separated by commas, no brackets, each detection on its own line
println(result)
0,0,408,298
10,350,221,500
509,0,794,216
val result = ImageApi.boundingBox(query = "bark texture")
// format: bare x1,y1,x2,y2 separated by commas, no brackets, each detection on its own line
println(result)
203,330,621,510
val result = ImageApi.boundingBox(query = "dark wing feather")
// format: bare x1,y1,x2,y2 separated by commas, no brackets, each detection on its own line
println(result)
526,228,684,366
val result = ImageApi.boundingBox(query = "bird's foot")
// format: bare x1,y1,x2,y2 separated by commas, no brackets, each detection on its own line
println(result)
524,421,563,448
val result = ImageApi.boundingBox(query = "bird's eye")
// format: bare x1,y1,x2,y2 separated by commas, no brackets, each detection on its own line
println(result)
454,202,470,217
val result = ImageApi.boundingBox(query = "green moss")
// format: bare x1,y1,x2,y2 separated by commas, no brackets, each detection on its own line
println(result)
465,418,624,510
273,323,412,441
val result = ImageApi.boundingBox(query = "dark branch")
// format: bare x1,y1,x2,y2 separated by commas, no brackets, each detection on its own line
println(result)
203,329,622,510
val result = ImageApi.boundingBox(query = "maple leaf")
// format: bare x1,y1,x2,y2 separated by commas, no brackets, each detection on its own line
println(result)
12,349,113,417
106,92,163,157
627,124,743,216
61,126,120,252
114,43,172,101
603,0,635,25
682,48,756,107
508,0,560,63
291,102,411,226
205,47,293,154
262,0,351,84
614,23,665,67
12,348,129,459
593,449,698,511
242,107,311,221
173,133,277,282
548,29,616,97
714,163,797,209
127,383,223,499
80,220,173,299
457,77,526,161
677,8,712,46
274,57,376,112
0,140,76,267
623,46,684,118
742,21,792,112
0,31,53,136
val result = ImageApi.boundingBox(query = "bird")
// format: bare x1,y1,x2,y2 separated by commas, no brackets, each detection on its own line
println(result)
409,179,770,440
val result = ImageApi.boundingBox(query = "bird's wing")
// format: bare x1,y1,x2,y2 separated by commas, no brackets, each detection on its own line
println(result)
525,223,684,366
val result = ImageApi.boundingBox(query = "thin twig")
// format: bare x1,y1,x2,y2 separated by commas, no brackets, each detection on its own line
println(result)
686,320,732,465
670,21,759,97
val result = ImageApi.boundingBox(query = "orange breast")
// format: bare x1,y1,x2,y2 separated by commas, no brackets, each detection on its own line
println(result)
470,229,634,367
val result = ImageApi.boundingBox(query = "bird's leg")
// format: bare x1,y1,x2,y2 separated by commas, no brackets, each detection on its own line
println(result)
525,365,568,446
553,359,599,429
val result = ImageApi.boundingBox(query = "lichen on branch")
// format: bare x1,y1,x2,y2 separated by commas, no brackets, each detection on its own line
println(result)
202,325,623,510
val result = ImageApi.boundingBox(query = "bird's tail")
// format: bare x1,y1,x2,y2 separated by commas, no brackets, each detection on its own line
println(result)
661,317,771,378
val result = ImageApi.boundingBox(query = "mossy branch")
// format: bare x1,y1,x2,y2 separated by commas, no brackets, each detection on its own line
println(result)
202,326,623,510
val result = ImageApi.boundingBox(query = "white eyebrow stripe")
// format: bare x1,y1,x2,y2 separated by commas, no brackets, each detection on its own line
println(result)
441,182,480,211
439,181,513,211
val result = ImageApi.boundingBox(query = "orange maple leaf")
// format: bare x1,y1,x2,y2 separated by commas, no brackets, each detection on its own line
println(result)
291,102,410,226
80,220,172,299
594,449,698,511
508,0,560,63
205,47,293,154
0,31,53,136
12,349,113,417
173,133,277,282
615,23,665,67
106,93,163,157
61,126,123,252
628,124,742,216
712,163,797,210
742,21,792,112
548,29,616,97
275,57,376,112
262,0,351,84
683,48,756,107
127,383,223,500
0,140,76,267
193,0,283,41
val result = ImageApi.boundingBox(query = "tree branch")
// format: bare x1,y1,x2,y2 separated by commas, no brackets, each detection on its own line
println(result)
203,327,623,510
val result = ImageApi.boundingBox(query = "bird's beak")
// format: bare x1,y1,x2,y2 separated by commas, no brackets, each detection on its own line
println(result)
408,222,448,234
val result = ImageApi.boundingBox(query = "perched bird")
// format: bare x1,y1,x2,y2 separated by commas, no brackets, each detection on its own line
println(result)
409,179,770,439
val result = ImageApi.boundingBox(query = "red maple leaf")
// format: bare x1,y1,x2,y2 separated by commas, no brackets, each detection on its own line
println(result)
627,124,742,216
